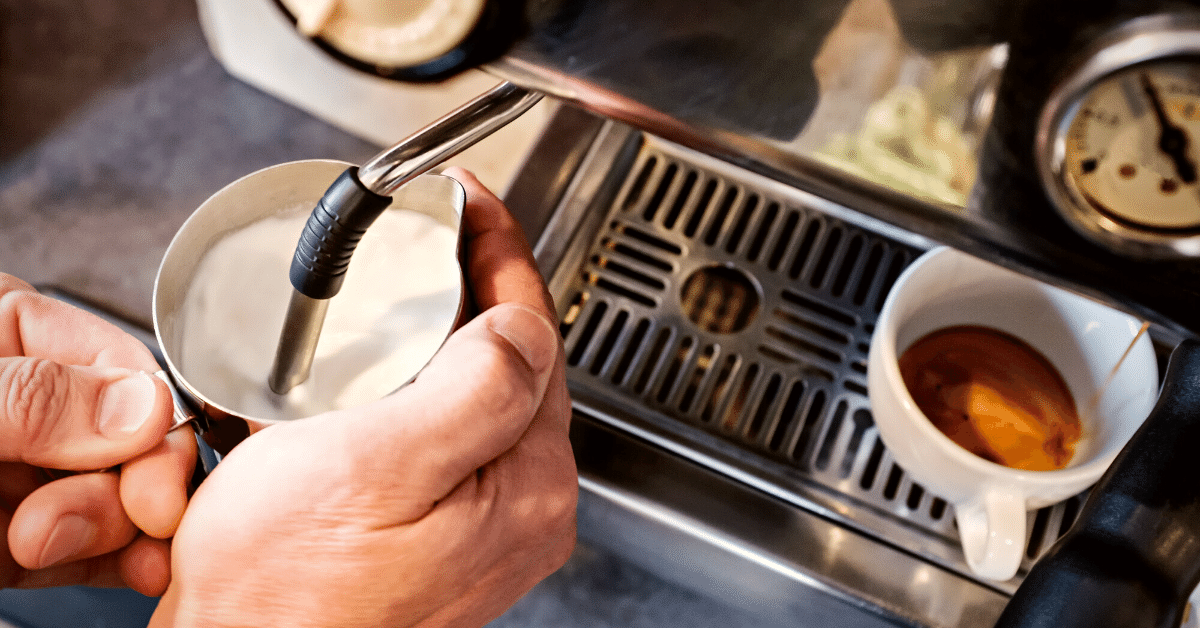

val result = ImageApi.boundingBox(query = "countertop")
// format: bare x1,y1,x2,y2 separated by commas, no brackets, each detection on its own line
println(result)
0,1,788,626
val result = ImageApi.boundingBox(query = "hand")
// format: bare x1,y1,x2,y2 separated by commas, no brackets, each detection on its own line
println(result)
1141,72,1197,184
149,167,577,628
0,275,197,595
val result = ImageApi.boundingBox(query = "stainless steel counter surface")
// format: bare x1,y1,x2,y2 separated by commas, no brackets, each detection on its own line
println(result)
0,0,794,626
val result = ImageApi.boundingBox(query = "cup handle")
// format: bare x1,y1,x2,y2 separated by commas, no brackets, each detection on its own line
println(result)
956,488,1025,581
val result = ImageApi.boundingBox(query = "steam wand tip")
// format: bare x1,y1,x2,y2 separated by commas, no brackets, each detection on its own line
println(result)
267,290,330,395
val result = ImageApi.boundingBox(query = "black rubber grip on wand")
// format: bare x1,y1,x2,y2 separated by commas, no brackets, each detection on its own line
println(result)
289,167,392,299
995,338,1200,628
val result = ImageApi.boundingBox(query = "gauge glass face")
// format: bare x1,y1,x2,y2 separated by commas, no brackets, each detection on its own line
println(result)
1063,60,1200,230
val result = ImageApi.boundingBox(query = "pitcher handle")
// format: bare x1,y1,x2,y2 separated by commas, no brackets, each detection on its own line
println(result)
153,370,220,481
957,488,1025,581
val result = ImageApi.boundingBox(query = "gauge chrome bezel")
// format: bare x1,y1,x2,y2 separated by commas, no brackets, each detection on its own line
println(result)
1037,13,1200,258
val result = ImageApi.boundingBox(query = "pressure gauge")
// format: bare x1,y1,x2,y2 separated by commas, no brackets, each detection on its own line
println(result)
1037,15,1200,258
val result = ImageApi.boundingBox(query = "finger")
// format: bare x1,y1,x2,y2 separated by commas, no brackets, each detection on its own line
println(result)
0,360,172,469
121,426,198,538
13,534,171,594
443,165,572,436
0,276,160,370
7,472,138,570
341,301,560,507
442,167,556,318
117,535,172,596
5,535,168,593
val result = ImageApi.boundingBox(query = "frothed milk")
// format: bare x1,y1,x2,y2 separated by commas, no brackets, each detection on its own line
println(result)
177,207,461,421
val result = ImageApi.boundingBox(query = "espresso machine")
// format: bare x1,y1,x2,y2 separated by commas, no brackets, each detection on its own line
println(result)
198,0,1200,625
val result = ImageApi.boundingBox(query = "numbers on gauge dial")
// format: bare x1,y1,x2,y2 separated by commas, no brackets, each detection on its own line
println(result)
1064,62,1200,230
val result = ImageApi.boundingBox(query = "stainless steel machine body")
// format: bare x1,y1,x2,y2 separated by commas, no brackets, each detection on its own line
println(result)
507,108,1110,627
477,2,1200,621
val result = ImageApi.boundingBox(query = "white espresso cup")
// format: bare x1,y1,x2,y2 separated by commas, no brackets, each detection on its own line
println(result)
867,247,1159,581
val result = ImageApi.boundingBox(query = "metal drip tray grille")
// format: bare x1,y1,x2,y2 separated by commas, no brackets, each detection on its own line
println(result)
553,136,1084,583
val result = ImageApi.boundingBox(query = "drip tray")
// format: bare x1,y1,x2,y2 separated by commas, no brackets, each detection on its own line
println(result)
534,122,1088,626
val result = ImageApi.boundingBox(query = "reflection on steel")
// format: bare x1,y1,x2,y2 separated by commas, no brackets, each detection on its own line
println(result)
572,416,1010,627
357,82,542,196
268,292,329,394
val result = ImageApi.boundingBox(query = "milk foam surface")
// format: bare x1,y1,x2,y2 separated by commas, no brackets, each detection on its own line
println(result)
178,207,461,421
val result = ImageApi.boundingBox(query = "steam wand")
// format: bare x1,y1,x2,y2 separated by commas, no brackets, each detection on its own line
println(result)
267,81,543,395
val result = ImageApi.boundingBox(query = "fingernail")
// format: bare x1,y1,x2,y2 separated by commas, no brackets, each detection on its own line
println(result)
38,514,95,568
98,372,160,437
488,304,559,375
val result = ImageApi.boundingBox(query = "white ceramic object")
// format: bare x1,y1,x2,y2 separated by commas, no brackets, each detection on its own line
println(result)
278,0,487,68
195,0,553,195
868,246,1159,581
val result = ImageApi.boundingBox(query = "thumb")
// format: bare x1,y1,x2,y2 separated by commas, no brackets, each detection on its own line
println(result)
338,302,561,504
0,359,172,469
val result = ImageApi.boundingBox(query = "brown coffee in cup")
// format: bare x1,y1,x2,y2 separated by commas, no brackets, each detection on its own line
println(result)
898,325,1082,471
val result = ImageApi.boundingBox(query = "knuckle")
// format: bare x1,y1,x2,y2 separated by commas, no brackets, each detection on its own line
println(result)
544,504,576,543
534,465,578,537
0,358,73,446
548,527,577,571
529,504,576,577
549,482,578,531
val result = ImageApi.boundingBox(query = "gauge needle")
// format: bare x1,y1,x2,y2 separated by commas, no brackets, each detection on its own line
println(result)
1141,73,1197,184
